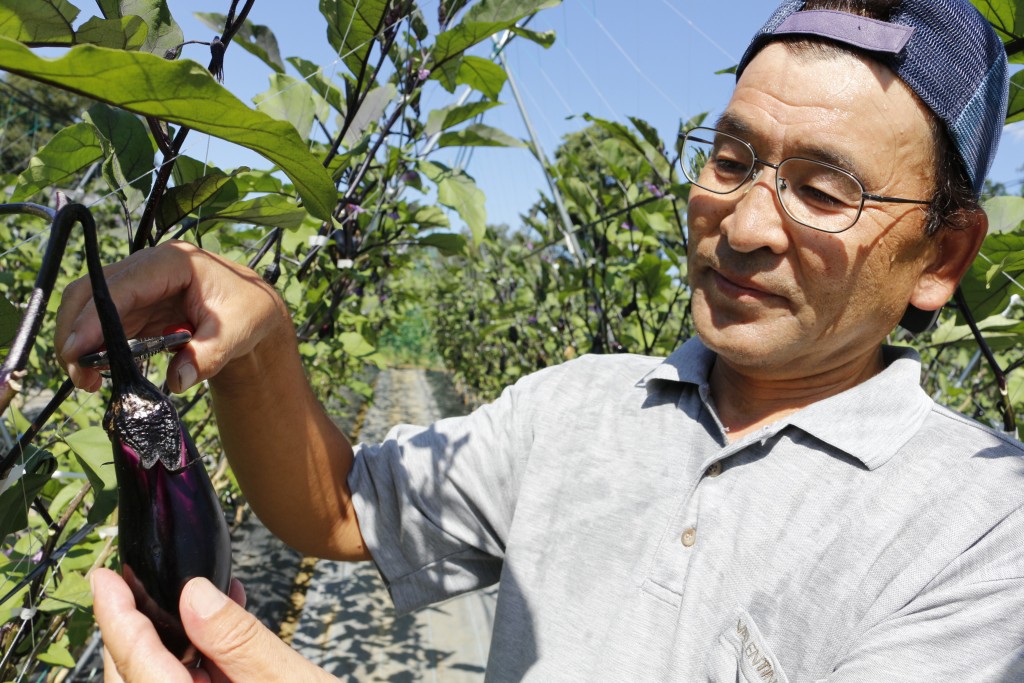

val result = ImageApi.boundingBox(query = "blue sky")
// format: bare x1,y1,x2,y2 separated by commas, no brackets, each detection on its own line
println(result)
165,0,1024,230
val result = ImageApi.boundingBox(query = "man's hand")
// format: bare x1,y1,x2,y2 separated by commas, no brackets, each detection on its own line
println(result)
56,240,288,395
92,568,338,682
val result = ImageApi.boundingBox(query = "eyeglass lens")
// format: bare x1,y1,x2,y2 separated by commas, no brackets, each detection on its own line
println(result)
681,128,865,233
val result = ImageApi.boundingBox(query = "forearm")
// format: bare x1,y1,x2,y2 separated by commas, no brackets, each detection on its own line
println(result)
209,311,368,561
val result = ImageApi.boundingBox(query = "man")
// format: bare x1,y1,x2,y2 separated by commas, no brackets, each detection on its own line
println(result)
58,0,1024,680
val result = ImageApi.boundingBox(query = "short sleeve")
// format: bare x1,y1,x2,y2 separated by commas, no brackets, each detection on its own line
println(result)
347,364,563,614
827,505,1024,682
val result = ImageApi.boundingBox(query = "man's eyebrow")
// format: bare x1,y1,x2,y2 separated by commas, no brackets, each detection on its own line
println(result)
713,111,866,180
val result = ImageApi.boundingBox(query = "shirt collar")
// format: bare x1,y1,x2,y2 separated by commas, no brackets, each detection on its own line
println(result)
637,338,933,470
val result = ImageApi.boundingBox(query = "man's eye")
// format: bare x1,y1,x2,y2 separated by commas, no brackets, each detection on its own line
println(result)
712,156,748,175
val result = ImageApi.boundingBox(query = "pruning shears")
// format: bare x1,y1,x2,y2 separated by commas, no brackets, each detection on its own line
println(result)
78,324,194,369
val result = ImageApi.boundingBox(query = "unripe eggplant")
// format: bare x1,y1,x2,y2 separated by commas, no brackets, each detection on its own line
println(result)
67,204,231,658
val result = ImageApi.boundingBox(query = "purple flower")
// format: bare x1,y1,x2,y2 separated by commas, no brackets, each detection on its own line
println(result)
418,68,431,81
31,550,42,564
621,221,636,231
528,315,538,324
645,182,664,198
401,171,419,184
347,203,366,215
524,241,535,251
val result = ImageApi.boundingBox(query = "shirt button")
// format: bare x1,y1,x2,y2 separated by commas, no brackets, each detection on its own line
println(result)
681,527,697,547
706,462,723,478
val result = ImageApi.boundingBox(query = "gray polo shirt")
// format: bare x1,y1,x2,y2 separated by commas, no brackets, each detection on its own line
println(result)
349,338,1024,682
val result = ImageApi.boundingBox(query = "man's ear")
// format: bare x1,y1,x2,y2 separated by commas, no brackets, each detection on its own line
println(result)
910,208,988,312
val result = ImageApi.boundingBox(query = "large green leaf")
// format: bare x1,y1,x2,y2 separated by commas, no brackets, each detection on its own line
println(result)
38,571,93,612
319,0,388,78
983,195,1024,233
437,122,524,148
113,0,182,55
425,100,500,138
972,0,1024,51
430,0,560,68
12,122,103,201
202,194,309,230
0,0,78,46
288,56,346,115
76,15,148,49
85,103,156,212
1007,70,1024,123
418,232,467,255
421,161,486,245
343,83,397,146
0,37,337,220
156,170,240,230
455,55,507,99
195,13,285,73
254,73,328,142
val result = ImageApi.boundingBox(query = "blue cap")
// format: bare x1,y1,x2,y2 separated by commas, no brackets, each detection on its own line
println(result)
737,0,1009,200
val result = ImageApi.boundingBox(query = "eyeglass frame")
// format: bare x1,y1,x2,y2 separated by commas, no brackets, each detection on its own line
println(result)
678,126,933,234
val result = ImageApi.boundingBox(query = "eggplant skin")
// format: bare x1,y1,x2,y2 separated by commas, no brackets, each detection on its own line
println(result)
112,426,232,659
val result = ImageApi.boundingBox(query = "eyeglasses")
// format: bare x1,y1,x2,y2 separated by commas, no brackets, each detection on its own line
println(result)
679,127,932,234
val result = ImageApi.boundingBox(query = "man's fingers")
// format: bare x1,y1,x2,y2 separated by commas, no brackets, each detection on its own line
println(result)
102,645,126,683
91,568,192,683
181,578,337,682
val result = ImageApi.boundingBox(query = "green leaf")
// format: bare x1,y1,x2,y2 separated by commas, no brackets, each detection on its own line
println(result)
421,161,486,245
12,122,103,201
157,170,239,230
65,426,118,524
319,0,388,78
431,0,560,68
0,296,18,349
254,73,328,142
0,0,78,46
0,37,337,220
0,473,51,539
343,83,397,146
203,195,309,230
418,232,467,255
75,15,148,49
116,0,182,55
983,195,1024,233
971,0,1024,54
454,55,507,99
36,637,76,666
412,204,450,229
195,13,284,73
287,56,345,114
85,103,156,212
437,122,524,148
38,571,93,612
425,100,500,138
1007,70,1024,123
509,25,555,48
339,331,376,357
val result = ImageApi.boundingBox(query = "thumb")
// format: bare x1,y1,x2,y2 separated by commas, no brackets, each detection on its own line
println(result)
180,578,337,682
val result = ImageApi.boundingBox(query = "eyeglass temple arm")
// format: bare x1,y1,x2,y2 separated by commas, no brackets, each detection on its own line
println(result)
862,193,931,205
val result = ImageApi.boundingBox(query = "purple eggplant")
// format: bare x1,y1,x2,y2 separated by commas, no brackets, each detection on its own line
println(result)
68,204,232,657
105,376,232,659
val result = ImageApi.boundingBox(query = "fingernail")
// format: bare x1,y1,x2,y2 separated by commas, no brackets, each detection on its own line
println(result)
61,332,77,358
177,363,197,392
188,578,227,619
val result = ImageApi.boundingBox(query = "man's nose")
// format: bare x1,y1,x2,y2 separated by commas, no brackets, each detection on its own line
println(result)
719,164,790,255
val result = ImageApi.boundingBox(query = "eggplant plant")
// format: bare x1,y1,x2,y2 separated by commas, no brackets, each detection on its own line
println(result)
0,201,231,659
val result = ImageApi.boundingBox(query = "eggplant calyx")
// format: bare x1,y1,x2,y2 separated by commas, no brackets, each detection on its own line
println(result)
104,381,196,473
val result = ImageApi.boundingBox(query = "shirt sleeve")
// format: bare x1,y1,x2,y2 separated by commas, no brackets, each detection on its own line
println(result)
346,363,563,614
827,505,1024,682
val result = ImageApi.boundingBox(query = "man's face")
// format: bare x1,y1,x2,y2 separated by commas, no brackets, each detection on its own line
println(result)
687,42,940,379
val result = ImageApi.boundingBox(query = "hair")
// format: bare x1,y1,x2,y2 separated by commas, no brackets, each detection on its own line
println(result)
774,0,978,235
